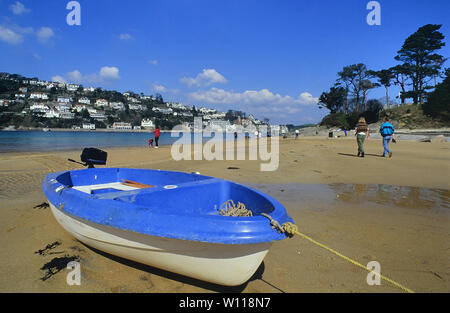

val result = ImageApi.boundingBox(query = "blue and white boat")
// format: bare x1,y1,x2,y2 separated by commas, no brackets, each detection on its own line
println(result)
42,168,294,286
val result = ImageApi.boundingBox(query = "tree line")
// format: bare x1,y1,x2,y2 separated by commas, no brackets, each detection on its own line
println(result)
318,24,448,126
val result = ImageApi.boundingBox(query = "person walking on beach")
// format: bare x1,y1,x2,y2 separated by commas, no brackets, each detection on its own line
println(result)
355,117,369,157
154,126,161,148
380,116,395,158
295,129,299,139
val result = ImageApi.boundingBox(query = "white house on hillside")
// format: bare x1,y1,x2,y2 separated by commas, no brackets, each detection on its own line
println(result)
141,119,154,129
95,99,109,107
57,97,73,103
29,92,49,100
67,84,80,92
78,97,91,105
110,102,124,110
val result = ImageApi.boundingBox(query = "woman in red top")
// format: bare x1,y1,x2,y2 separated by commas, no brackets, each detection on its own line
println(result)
154,126,160,148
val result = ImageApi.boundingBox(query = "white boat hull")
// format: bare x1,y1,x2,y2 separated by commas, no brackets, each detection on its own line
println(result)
50,203,271,286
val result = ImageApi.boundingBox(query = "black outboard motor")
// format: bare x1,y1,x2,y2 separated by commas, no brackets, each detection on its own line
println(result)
69,148,107,168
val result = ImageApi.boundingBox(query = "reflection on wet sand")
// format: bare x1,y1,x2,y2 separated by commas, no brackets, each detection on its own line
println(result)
329,184,450,210
250,183,450,211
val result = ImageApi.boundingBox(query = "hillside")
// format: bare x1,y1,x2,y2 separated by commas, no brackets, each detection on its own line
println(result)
385,104,449,129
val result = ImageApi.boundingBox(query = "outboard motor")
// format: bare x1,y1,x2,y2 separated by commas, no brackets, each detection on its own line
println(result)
69,148,107,168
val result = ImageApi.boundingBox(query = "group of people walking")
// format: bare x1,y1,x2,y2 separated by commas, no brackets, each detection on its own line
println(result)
355,116,395,158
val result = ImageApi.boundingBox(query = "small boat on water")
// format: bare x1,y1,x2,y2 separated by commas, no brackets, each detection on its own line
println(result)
42,151,294,286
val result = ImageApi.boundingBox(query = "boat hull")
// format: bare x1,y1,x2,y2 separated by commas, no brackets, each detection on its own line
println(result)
50,203,271,286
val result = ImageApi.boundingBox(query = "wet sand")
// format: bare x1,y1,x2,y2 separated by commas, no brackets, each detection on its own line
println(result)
0,137,448,293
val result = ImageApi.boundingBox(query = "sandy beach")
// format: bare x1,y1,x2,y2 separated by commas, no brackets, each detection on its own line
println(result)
0,136,448,293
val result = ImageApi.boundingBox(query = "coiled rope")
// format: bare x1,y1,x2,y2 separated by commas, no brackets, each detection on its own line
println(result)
218,200,253,217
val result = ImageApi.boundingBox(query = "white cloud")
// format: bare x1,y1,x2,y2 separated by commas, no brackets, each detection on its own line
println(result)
0,26,23,44
9,1,31,15
180,69,227,88
53,67,120,84
0,24,55,46
36,27,54,43
119,33,133,41
189,88,318,106
152,83,166,92
51,75,66,83
188,87,318,123
148,60,158,66
67,70,83,83
99,66,120,80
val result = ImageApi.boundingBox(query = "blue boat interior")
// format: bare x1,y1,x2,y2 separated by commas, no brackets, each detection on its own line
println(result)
56,168,275,216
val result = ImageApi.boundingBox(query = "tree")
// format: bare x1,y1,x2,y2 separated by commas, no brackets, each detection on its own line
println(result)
395,24,447,105
391,64,410,104
423,68,450,121
318,86,347,114
154,93,164,104
337,63,371,112
81,108,90,119
369,69,395,108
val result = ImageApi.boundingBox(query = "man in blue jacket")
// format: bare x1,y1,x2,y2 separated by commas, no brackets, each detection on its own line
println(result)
380,116,395,158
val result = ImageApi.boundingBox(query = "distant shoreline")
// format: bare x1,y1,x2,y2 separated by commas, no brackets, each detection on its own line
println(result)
0,127,183,133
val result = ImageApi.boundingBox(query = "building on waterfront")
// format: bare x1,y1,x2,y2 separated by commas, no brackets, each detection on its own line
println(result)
83,123,96,130
112,122,132,130
141,119,155,129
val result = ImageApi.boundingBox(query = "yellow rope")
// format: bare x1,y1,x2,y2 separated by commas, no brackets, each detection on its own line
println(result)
218,200,414,293
282,222,415,293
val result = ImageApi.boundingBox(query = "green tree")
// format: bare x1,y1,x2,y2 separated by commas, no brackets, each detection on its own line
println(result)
360,79,379,112
395,24,447,104
154,93,164,104
337,64,372,112
391,64,410,104
423,68,450,122
318,86,347,114
368,69,394,108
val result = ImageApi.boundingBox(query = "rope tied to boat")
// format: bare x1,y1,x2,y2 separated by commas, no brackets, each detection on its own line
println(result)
217,200,414,293
260,211,415,294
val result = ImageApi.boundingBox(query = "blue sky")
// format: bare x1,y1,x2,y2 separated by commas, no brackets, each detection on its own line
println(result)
0,0,449,124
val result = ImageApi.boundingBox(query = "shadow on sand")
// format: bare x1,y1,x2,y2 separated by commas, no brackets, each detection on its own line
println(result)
338,153,384,158
80,242,285,293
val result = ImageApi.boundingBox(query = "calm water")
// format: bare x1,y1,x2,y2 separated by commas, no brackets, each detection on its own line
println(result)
0,130,249,153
